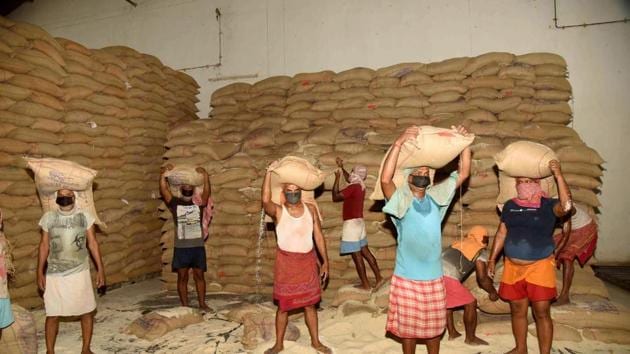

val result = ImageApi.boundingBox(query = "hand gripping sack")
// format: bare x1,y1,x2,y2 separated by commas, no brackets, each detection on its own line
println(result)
371,126,475,200
25,157,104,226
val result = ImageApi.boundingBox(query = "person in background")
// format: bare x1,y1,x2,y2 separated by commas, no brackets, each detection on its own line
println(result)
442,225,493,346
159,164,211,312
332,157,384,290
262,161,331,354
381,125,472,354
37,189,106,354
553,203,598,305
487,160,572,354
0,208,15,341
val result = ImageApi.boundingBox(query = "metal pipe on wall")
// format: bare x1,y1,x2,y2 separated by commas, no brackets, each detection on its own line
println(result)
553,0,628,29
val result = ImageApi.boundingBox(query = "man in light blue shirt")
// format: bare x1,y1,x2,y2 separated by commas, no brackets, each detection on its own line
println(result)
381,125,472,354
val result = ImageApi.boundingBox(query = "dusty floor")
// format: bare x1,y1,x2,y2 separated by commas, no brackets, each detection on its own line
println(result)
32,278,630,354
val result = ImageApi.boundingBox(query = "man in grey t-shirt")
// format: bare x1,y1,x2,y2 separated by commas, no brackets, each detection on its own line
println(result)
160,164,211,312
37,189,105,354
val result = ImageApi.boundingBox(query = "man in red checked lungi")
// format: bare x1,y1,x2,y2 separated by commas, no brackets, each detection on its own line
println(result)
261,161,331,354
381,125,472,354
553,203,598,305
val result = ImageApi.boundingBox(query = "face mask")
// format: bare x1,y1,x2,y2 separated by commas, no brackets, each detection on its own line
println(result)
56,196,74,207
516,182,542,200
284,190,301,205
181,189,194,197
410,175,430,188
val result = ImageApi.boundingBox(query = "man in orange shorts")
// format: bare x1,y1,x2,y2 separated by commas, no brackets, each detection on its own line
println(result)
488,160,572,354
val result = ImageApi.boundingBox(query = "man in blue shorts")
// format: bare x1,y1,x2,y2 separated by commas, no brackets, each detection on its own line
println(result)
160,164,211,312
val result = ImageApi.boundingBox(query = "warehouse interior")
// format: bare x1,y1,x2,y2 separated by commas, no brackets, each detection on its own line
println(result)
0,0,629,353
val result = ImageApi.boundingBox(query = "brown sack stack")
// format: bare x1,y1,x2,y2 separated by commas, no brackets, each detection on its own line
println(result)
162,52,602,302
0,16,199,308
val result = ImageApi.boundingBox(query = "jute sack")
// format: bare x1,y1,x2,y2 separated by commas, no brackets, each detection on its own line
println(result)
495,141,557,178
268,156,328,202
163,165,204,197
370,126,474,200
497,171,557,206
464,263,510,314
24,157,95,193
266,156,328,221
125,307,203,341
25,157,103,226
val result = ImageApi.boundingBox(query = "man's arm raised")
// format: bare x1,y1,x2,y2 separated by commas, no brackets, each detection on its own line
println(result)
381,126,419,200
262,161,281,221
159,164,174,204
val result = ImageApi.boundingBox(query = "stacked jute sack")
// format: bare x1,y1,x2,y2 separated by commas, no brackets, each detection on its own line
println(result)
161,52,603,301
0,16,199,308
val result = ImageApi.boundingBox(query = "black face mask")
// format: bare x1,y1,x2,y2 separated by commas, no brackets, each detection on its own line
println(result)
410,175,431,188
284,190,301,205
56,196,74,207
181,189,194,197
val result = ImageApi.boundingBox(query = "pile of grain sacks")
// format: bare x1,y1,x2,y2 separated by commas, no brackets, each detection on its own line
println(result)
161,53,602,300
0,16,199,308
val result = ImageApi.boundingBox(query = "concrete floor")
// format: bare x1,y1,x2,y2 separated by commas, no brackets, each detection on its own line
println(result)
31,277,630,353
605,282,630,310
33,278,252,353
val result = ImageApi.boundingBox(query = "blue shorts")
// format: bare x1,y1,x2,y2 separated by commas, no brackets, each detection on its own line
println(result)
172,247,207,272
340,238,368,254
340,218,368,254
0,298,14,329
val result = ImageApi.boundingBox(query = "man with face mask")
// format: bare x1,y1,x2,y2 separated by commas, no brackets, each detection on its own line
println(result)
37,189,105,354
332,158,383,290
160,164,211,312
381,125,472,354
441,225,496,345
262,161,331,354
487,161,572,354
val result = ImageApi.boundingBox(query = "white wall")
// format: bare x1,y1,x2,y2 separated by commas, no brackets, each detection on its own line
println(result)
10,0,630,263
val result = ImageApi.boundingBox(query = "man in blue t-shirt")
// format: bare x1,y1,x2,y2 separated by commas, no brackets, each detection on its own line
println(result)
487,160,572,354
381,125,472,354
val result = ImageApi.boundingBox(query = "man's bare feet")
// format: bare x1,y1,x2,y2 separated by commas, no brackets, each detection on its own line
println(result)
264,345,284,354
352,283,370,291
447,330,462,340
199,304,212,313
464,336,489,345
505,347,526,354
312,342,332,354
553,295,570,306
373,277,387,291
